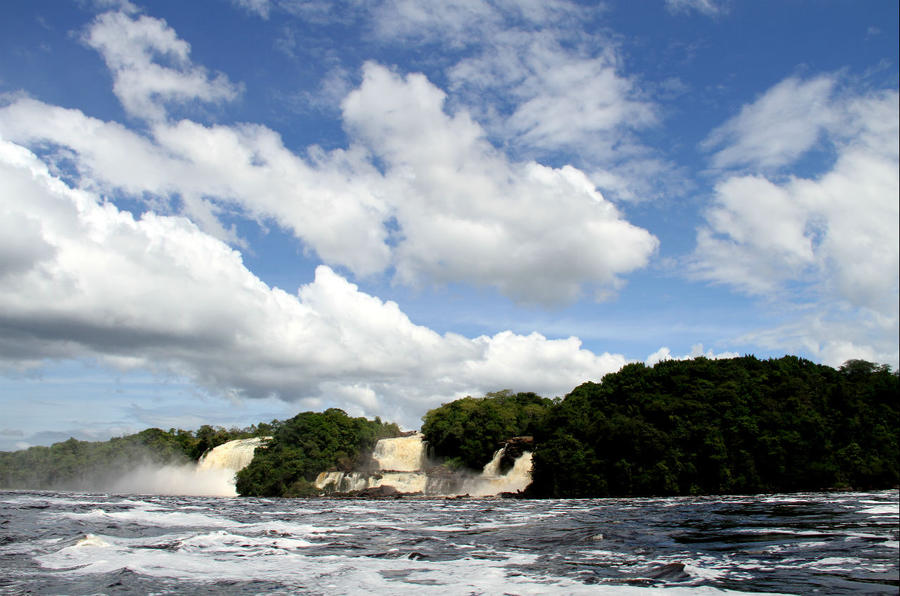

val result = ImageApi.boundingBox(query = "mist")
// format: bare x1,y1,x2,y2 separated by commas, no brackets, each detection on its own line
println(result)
106,463,238,497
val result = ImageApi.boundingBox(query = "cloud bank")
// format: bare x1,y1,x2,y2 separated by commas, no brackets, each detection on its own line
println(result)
0,9,657,306
0,138,626,425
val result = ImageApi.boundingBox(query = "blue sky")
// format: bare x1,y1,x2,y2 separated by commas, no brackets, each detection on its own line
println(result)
0,0,897,450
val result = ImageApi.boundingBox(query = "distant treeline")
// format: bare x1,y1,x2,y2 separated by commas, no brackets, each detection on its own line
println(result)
2,355,897,497
0,423,274,490
421,356,899,497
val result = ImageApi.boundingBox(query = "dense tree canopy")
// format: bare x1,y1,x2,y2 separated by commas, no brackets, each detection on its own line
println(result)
421,390,552,470
527,356,898,497
235,409,401,497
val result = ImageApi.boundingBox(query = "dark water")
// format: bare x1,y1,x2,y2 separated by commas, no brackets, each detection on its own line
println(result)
1,490,897,594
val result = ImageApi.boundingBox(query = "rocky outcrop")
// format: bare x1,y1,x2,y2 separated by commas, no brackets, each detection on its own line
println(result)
498,436,534,473
349,485,414,498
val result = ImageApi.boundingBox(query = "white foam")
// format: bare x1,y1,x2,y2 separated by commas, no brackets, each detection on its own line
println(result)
859,505,898,515
34,527,771,595
57,504,236,528
74,534,111,548
683,563,726,581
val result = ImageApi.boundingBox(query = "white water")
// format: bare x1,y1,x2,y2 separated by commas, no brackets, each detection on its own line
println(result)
315,470,430,494
463,449,534,497
198,437,269,472
109,463,240,497
372,433,427,471
107,437,270,497
7,491,898,594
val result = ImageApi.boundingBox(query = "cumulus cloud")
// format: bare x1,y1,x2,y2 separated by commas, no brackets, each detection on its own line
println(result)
0,54,657,305
645,344,740,366
738,310,898,369
0,138,627,425
82,11,241,121
0,96,391,268
216,0,675,202
343,63,658,303
692,76,899,366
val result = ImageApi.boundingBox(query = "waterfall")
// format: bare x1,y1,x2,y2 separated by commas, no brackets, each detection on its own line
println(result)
198,437,269,473
314,471,429,494
315,434,429,494
106,437,270,497
371,433,426,471
315,471,370,493
463,448,534,497
315,434,533,497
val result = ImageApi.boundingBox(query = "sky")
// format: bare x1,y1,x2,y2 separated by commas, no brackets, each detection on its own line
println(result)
0,0,897,451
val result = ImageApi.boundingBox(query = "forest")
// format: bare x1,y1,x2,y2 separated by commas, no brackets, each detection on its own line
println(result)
1,356,897,497
526,356,898,496
419,356,898,497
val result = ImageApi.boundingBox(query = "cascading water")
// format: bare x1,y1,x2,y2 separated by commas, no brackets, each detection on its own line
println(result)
315,433,431,494
198,437,269,473
315,434,533,497
462,448,534,497
371,434,427,471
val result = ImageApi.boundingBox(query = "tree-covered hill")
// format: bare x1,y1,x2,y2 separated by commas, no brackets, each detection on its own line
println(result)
527,356,898,497
421,390,552,470
235,409,401,497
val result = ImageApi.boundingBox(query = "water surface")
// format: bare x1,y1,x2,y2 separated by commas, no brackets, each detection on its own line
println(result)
1,490,897,594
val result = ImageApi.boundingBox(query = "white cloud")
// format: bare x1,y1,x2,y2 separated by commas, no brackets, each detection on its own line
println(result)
343,63,659,304
738,309,898,369
0,58,657,305
231,0,271,19
83,11,241,121
364,0,675,202
702,76,838,171
665,0,728,17
2,2,663,302
0,97,391,272
645,344,739,366
0,138,627,426
447,29,667,201
692,77,899,367
372,0,504,46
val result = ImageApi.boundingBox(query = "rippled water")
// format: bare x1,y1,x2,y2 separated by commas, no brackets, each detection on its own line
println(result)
1,490,897,594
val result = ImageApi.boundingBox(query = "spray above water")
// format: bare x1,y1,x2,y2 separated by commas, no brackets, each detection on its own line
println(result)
111,437,270,497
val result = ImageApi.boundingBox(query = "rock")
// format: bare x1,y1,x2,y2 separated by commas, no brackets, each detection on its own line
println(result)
350,485,422,498
498,436,534,472
498,491,526,499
